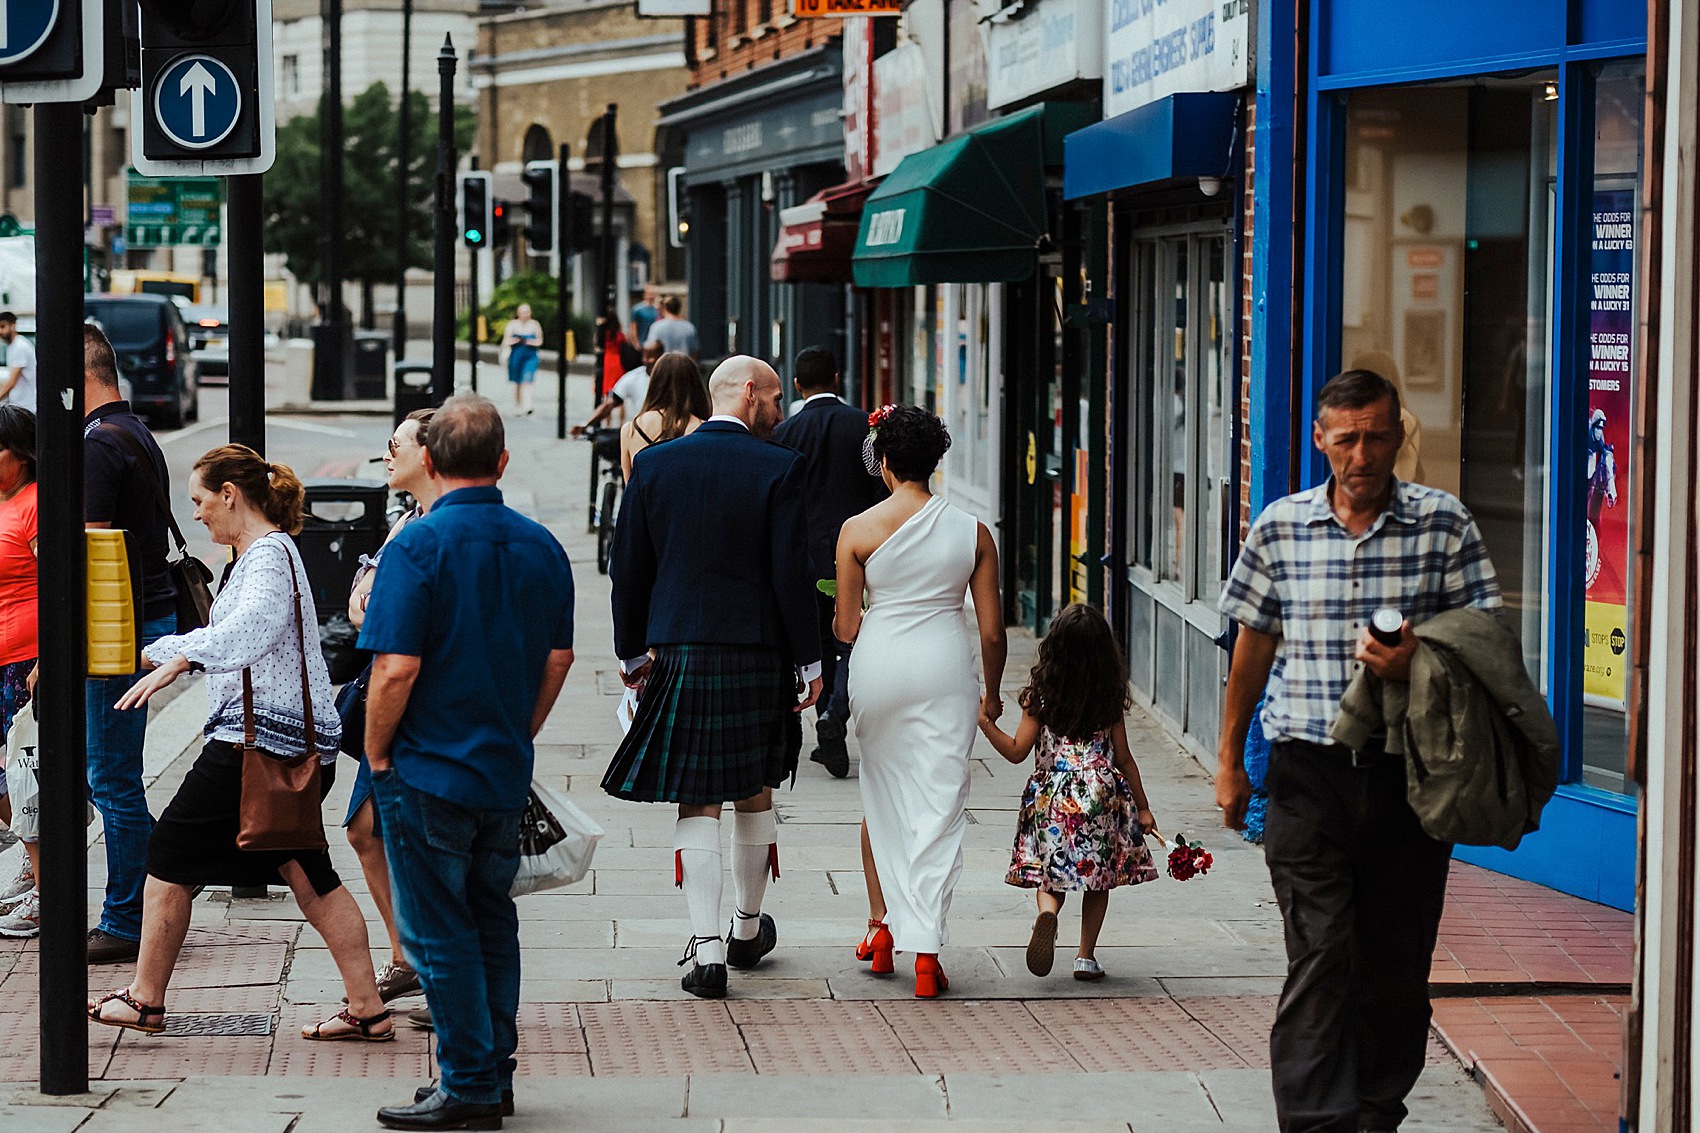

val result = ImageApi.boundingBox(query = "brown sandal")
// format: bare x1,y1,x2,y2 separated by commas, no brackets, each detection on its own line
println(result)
302,1007,395,1043
88,987,166,1034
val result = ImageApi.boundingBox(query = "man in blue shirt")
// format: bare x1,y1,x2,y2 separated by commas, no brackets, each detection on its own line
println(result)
360,394,575,1132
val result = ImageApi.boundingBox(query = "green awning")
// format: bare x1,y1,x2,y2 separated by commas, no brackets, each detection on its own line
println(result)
851,104,1087,289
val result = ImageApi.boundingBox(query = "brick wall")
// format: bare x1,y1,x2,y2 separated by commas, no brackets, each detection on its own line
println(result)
1239,95,1256,541
687,3,839,86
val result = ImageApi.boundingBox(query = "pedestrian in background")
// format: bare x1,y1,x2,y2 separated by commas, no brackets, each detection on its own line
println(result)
0,312,36,410
340,408,439,1006
771,347,886,779
604,356,819,1000
360,395,576,1130
628,283,660,347
834,406,1004,999
619,351,709,481
977,603,1159,983
80,323,181,965
1216,369,1502,1133
92,445,389,1043
0,406,39,938
643,296,699,360
575,339,662,439
501,303,543,418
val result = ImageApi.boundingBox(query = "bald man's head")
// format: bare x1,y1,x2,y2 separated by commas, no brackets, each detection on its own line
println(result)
709,355,784,438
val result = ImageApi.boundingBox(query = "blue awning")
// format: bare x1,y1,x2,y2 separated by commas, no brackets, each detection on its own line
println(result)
1063,92,1240,201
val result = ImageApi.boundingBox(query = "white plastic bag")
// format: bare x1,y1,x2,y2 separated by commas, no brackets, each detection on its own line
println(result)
510,776,603,897
616,686,639,735
4,704,39,842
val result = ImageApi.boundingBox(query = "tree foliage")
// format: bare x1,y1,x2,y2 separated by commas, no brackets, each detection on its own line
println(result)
263,83,475,319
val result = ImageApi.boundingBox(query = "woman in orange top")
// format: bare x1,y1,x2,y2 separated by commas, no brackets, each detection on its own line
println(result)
0,405,40,937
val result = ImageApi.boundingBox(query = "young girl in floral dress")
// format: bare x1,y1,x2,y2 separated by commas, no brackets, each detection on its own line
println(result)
978,603,1158,980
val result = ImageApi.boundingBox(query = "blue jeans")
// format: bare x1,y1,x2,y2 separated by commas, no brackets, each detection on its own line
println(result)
86,614,176,942
373,769,522,1106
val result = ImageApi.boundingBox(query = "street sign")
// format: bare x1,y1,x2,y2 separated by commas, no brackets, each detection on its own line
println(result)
124,171,223,247
153,54,241,149
0,0,102,104
131,0,274,175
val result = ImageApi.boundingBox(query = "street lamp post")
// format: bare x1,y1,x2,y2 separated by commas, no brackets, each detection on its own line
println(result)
393,0,414,360
432,37,457,404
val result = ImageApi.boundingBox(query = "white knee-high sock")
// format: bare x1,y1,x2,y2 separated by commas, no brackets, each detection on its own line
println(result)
674,816,726,965
729,809,779,941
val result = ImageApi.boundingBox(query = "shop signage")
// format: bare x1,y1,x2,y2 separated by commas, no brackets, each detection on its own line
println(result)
682,87,845,181
793,0,901,15
1583,187,1635,708
873,41,938,177
864,208,906,247
125,171,223,247
986,0,1104,110
1103,0,1250,119
636,1,712,15
843,17,874,182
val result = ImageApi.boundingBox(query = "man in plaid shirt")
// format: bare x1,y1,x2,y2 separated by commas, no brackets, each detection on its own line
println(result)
1217,369,1502,1133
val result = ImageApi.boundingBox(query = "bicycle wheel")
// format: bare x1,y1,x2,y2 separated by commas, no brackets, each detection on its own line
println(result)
597,480,618,574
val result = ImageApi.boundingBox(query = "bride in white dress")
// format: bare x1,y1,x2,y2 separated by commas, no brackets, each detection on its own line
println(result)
834,406,1006,998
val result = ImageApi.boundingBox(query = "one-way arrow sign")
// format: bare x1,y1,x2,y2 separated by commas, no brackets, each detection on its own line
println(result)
153,54,241,149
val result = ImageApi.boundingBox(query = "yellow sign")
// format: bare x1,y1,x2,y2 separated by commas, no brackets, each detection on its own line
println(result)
793,0,902,17
1583,599,1629,705
1025,432,1037,486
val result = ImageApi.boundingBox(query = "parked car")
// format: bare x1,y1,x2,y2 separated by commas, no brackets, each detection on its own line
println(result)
83,294,198,429
182,303,230,382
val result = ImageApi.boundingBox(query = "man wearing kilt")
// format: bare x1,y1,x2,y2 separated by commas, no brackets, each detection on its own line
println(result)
604,355,822,999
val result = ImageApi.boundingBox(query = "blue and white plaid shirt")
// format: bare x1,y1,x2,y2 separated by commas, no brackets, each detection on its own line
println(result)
1219,478,1502,746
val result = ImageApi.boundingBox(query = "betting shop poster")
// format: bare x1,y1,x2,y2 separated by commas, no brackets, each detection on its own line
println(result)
1584,188,1633,708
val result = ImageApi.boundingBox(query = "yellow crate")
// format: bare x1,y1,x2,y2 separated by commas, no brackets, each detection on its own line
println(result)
86,529,137,676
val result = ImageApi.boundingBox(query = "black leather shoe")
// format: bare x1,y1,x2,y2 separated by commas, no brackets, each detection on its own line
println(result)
414,1086,514,1117
725,912,777,970
86,929,140,965
409,1004,434,1030
680,962,727,999
377,1089,502,1130
809,738,850,779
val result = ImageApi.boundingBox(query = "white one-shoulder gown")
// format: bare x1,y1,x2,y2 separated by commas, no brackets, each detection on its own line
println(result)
848,494,980,955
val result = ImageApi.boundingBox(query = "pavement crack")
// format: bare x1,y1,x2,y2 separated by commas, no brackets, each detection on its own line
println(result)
1196,1071,1225,1122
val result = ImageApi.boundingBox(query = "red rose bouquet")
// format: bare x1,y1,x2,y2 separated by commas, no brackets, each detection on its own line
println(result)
1157,832,1214,881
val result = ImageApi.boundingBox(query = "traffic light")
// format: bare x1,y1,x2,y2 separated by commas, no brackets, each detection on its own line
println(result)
133,0,275,174
0,0,103,104
522,160,559,257
567,191,596,253
461,172,493,249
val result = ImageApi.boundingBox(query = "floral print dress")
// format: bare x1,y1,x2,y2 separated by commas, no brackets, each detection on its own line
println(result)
1006,726,1158,892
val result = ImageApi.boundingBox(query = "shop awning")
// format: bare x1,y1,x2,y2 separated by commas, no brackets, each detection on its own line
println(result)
851,103,1091,289
1063,92,1240,201
771,181,873,284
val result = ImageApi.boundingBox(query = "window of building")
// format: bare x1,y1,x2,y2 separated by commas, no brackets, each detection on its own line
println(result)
281,54,300,98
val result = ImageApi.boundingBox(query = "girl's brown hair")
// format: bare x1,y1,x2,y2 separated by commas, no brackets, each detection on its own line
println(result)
1017,603,1132,741
193,444,306,535
641,352,711,443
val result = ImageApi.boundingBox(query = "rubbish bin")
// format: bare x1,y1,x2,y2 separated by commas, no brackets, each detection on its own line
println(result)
298,479,389,619
394,361,435,427
352,331,389,400
309,322,353,401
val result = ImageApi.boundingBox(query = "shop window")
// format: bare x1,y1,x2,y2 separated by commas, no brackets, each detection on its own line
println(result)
1338,77,1557,687
944,284,995,497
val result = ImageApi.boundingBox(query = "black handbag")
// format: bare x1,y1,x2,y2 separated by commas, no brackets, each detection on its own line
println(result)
335,659,373,758
100,424,216,633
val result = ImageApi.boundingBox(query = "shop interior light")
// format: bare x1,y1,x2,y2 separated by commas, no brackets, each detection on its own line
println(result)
1543,82,1559,101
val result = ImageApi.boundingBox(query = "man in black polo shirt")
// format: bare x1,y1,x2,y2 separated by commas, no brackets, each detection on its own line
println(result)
81,324,179,964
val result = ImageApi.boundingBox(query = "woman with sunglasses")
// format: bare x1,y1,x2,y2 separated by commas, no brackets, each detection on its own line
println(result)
342,408,439,1004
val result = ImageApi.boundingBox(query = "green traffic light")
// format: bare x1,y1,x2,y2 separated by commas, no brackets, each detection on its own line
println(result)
467,229,483,242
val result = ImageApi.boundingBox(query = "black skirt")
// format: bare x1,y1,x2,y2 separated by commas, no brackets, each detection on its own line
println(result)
601,644,802,805
147,739,342,897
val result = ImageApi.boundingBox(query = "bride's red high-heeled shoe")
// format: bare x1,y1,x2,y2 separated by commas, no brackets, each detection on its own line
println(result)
914,953,948,998
856,920,894,974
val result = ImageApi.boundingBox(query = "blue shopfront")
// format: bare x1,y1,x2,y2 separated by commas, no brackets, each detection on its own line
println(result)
1251,1,1647,910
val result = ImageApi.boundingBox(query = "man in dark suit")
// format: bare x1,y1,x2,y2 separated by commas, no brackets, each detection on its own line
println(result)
604,355,822,999
772,347,887,778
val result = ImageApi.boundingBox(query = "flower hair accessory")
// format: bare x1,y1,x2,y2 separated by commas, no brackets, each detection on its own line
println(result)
862,404,898,477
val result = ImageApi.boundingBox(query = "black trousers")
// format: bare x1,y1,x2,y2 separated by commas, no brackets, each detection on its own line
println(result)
814,592,850,729
1264,739,1453,1133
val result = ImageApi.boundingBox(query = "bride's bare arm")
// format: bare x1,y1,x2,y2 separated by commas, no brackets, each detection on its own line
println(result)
834,521,867,644
970,522,1006,720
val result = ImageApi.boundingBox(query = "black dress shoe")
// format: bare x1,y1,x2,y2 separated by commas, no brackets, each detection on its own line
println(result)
809,738,850,779
725,912,777,970
86,929,140,965
410,1004,434,1030
414,1086,514,1117
377,1089,503,1130
680,962,727,999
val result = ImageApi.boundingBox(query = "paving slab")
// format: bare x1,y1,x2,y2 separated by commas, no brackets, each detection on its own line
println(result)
686,1073,947,1118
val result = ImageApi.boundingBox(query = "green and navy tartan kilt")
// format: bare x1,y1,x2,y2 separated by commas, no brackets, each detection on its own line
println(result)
601,644,803,804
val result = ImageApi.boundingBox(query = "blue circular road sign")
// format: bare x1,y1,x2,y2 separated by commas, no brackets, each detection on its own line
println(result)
153,54,242,151
0,0,62,66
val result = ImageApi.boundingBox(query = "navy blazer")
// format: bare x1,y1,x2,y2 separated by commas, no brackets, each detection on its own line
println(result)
611,420,822,669
772,395,889,582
